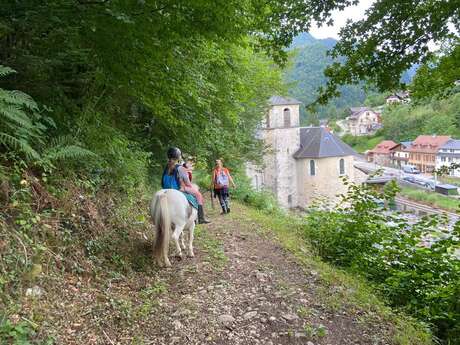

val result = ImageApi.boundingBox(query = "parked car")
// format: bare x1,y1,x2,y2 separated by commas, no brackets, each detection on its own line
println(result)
423,180,436,190
413,177,430,188
403,175,416,183
403,165,420,174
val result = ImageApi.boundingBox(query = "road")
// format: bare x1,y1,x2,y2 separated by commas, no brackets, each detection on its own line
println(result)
354,161,441,190
336,119,349,136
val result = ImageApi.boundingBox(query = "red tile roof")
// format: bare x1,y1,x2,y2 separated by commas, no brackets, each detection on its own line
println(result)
409,135,451,154
368,140,398,154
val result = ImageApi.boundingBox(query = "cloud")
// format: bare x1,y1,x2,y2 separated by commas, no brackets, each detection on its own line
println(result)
309,0,375,39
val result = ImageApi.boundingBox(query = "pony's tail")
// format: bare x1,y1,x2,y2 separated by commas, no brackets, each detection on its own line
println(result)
152,192,171,267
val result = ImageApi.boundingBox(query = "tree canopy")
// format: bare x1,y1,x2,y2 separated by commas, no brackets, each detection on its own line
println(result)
314,0,460,105
1,0,459,177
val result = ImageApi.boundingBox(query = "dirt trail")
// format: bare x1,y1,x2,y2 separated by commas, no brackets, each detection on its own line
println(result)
34,203,395,344
147,204,392,345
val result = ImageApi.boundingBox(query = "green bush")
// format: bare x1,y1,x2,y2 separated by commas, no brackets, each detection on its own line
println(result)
303,181,460,344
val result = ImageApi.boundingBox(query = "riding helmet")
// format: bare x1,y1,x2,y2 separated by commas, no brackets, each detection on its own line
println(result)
167,147,182,160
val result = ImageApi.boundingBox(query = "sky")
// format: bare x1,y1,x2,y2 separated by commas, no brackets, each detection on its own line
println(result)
309,0,375,39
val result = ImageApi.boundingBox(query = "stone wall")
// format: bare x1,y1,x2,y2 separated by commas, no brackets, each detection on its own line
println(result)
246,103,301,208
272,127,299,208
296,155,357,207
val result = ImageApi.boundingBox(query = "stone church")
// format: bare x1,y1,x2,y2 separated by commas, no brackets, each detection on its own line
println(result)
246,96,365,209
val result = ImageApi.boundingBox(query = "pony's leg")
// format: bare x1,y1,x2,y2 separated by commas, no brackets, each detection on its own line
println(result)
172,224,185,258
179,232,186,250
187,216,196,258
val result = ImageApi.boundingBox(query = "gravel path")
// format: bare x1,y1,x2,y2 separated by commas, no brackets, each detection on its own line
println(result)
32,203,394,344
147,204,392,345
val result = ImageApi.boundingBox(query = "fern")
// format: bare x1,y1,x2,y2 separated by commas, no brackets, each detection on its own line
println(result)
0,65,43,160
0,89,38,110
0,66,96,167
0,65,15,78
0,105,35,129
0,133,39,159
43,144,97,162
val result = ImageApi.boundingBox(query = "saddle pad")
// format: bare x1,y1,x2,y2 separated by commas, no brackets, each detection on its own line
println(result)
183,192,198,210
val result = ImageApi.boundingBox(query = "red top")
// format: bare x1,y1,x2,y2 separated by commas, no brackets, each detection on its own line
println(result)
212,167,230,190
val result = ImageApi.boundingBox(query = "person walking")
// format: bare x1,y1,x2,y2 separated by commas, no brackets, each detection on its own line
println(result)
211,158,236,214
162,147,210,224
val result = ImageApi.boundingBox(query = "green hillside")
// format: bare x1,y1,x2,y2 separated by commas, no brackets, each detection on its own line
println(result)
285,33,367,124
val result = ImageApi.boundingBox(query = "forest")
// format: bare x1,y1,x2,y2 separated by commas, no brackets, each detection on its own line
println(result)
1,1,459,344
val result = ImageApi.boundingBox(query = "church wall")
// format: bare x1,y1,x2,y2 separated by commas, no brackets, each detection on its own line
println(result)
296,155,356,207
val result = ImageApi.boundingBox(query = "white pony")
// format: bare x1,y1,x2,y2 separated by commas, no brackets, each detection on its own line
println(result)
150,189,198,267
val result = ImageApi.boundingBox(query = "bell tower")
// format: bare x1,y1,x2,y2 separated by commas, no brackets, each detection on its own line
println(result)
261,96,301,208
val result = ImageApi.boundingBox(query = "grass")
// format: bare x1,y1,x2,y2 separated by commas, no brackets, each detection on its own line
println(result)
439,175,460,187
342,134,385,153
400,186,460,212
229,202,433,345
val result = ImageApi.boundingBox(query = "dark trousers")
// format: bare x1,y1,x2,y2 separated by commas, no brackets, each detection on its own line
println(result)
214,188,230,212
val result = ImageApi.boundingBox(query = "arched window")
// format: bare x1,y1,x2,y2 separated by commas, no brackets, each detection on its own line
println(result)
339,158,345,175
266,114,270,128
283,108,291,127
309,160,315,176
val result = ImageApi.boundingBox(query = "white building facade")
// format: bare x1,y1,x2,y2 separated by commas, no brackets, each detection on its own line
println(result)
346,107,381,136
436,140,460,177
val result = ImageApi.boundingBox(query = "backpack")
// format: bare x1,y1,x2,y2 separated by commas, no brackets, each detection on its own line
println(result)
215,169,229,187
162,164,181,190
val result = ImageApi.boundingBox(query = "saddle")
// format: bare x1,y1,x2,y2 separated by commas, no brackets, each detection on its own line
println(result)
182,192,198,210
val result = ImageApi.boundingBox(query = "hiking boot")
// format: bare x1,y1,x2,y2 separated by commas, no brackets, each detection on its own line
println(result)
198,205,211,224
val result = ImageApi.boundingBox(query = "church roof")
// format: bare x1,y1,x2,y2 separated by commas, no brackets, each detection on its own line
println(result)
268,95,302,106
294,127,357,159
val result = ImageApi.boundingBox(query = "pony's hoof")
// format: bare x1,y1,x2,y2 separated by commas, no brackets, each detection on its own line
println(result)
175,254,183,260
187,253,195,258
164,261,172,268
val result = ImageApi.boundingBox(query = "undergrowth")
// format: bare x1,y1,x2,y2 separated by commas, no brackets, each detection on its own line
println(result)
0,152,158,343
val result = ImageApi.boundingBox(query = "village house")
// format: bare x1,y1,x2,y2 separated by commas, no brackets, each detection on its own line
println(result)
408,135,451,173
367,140,397,166
436,139,460,177
246,96,366,209
389,141,412,169
385,91,411,104
346,107,381,136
